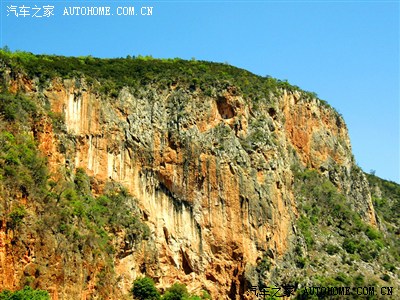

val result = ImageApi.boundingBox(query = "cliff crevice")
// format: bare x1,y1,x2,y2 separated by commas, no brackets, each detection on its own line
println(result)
0,55,392,300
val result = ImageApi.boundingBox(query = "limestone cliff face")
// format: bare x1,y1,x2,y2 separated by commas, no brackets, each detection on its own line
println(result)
1,66,378,299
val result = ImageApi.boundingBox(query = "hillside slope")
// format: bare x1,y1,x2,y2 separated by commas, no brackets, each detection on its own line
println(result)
0,51,398,299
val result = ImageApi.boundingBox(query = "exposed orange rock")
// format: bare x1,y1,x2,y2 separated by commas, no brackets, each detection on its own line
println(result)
0,74,379,299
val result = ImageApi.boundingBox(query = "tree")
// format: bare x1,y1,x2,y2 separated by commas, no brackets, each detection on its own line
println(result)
132,277,160,300
162,283,189,300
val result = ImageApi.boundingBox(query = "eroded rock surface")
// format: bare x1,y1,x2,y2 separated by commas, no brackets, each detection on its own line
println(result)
0,63,381,299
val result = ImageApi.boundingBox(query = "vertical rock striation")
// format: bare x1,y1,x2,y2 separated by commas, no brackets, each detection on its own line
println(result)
0,60,380,299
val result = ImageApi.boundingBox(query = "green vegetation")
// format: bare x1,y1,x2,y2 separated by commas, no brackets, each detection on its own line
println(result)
132,277,160,300
251,167,400,299
297,216,314,248
0,91,150,296
0,286,50,300
131,278,210,300
367,172,400,230
0,92,37,122
293,169,387,260
7,205,26,229
295,272,380,300
48,172,150,255
0,49,328,108
1,49,399,299
366,172,400,263
162,283,190,300
0,124,47,200
255,254,272,288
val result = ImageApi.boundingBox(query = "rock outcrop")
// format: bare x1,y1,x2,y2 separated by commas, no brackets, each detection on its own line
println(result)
0,55,387,299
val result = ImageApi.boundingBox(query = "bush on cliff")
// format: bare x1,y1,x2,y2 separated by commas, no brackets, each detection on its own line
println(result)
132,277,160,300
0,286,50,300
162,283,189,300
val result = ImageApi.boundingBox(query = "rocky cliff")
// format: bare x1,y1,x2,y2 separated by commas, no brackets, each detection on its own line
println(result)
0,52,398,299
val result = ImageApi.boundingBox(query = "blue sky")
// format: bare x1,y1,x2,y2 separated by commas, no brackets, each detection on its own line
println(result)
1,0,399,182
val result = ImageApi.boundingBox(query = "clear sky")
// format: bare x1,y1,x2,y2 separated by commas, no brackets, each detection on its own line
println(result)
1,0,399,183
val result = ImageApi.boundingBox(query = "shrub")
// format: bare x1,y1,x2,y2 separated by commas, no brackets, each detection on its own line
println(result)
380,274,390,282
0,131,48,198
365,226,381,240
132,277,160,300
7,205,27,229
297,216,314,248
0,92,37,121
162,283,189,300
326,244,340,255
199,291,211,300
74,168,91,196
296,257,306,269
0,286,50,300
335,272,351,285
343,238,357,254
353,274,365,286
383,262,395,272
